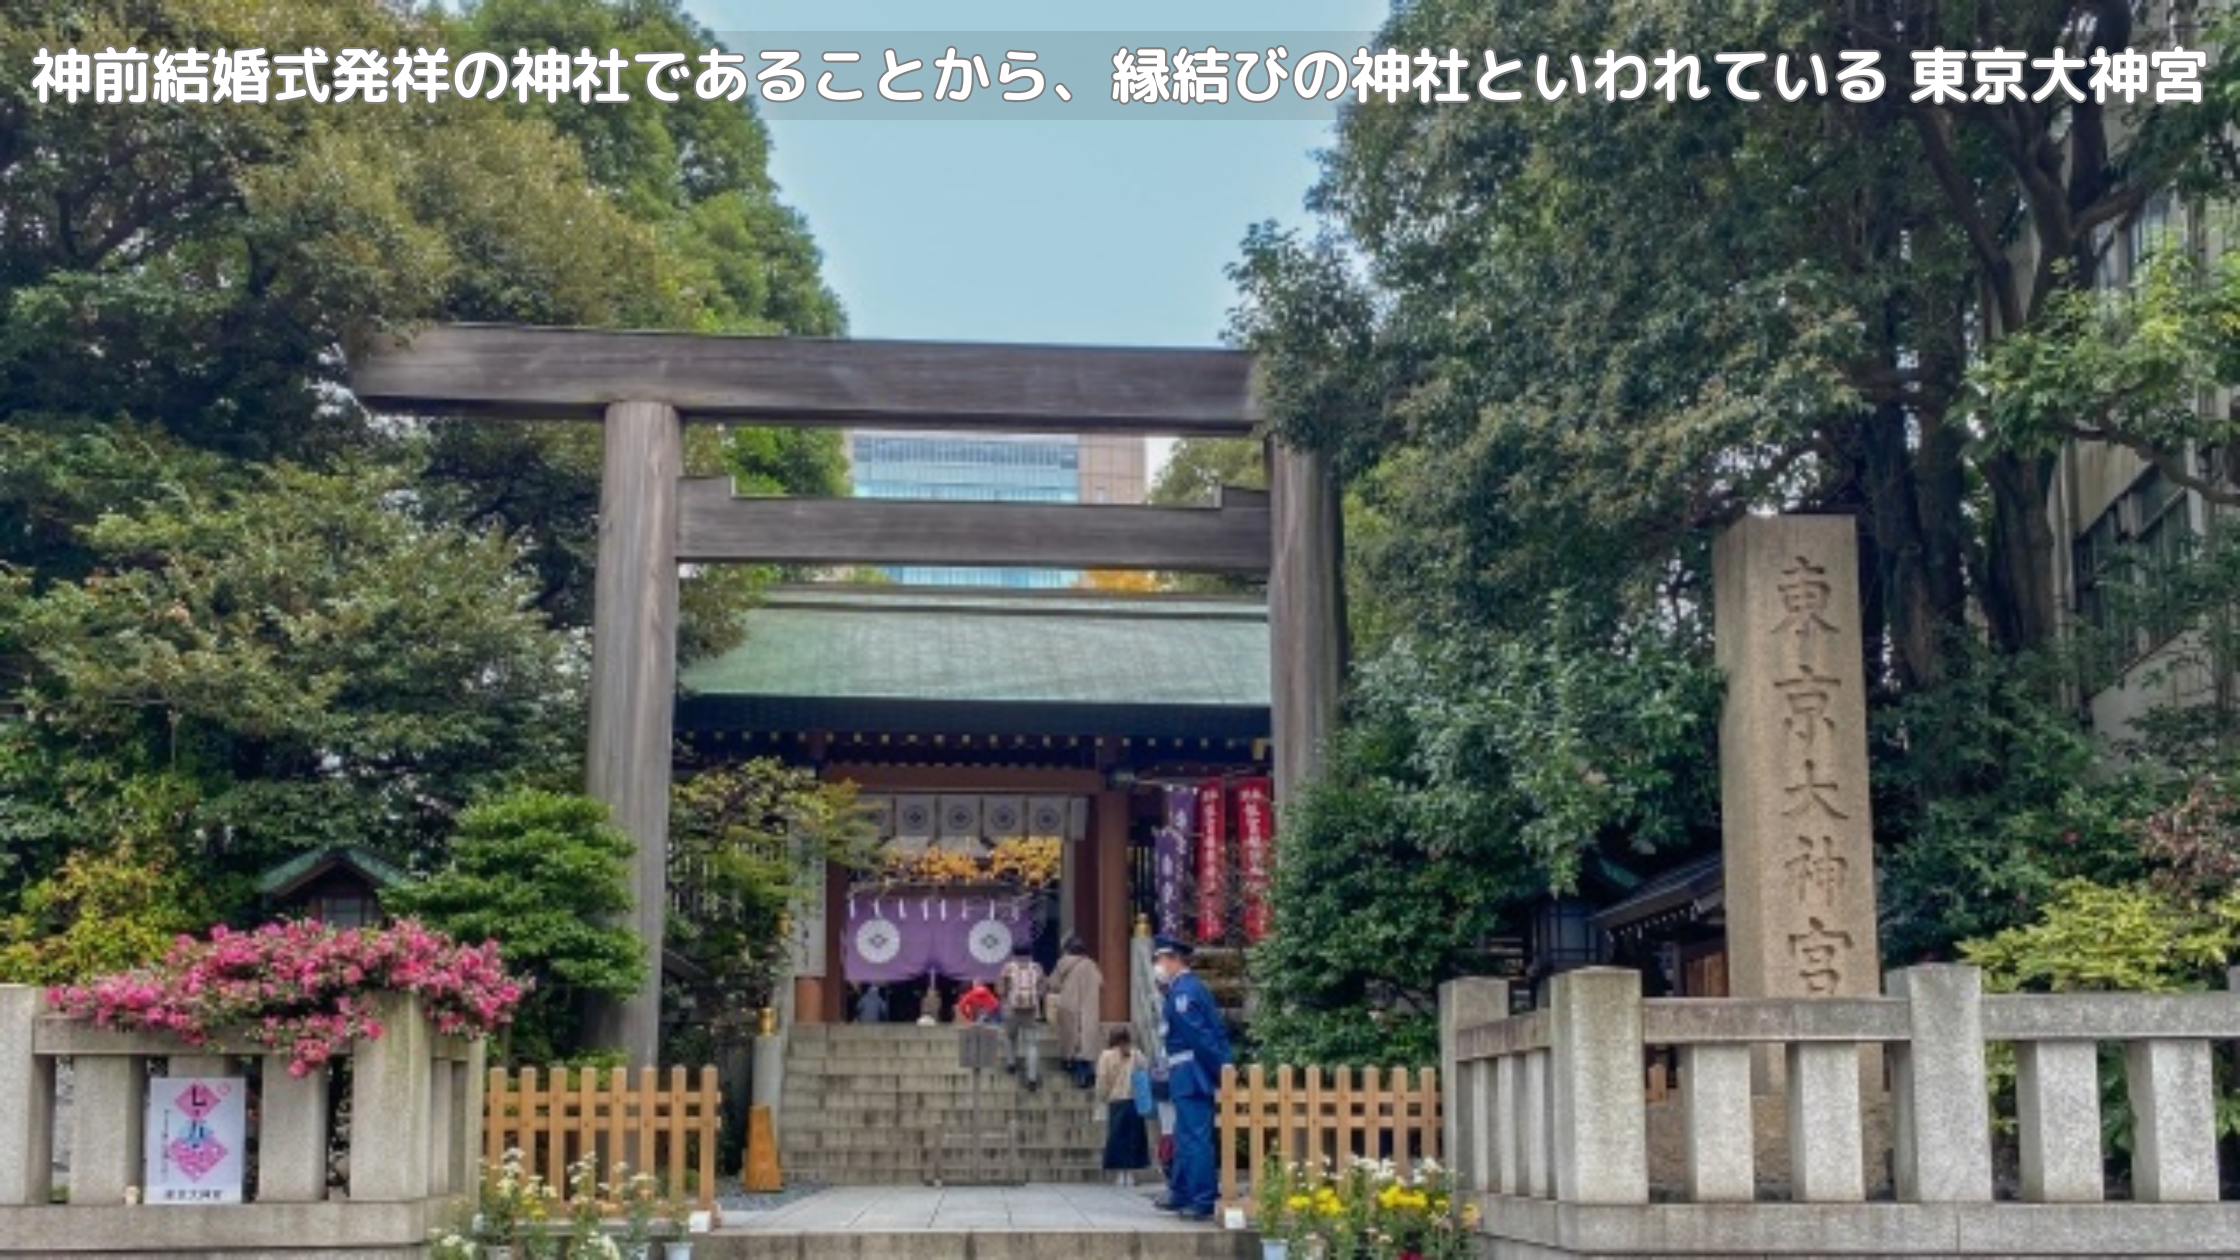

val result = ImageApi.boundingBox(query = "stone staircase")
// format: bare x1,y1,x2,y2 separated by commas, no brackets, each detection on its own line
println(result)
779,1025,1111,1185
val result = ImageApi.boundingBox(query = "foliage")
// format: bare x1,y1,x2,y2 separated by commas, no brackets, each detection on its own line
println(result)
1,442,578,894
1228,0,2240,999
1961,879,2240,1155
2136,773,2240,905
1963,880,2240,996
46,918,524,1076
1873,644,2160,962
1250,624,1719,1066
1149,439,1266,507
467,1146,687,1253
0,839,211,985
384,789,643,1062
665,758,876,1036
1075,570,1162,593
0,0,850,943
1258,1156,1471,1260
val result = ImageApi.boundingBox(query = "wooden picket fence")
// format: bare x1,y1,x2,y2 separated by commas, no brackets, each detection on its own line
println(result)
483,1066,723,1212
1214,1063,1442,1216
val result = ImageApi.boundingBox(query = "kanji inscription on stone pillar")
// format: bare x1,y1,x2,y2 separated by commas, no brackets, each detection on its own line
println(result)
1715,516,1881,1022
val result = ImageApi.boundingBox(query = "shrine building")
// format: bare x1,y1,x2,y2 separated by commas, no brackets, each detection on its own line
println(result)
675,583,1275,1028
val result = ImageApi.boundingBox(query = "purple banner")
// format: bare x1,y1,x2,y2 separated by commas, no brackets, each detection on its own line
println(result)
842,892,1041,985
1154,786,1196,939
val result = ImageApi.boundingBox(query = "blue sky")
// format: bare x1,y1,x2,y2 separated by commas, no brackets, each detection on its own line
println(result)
692,0,1390,353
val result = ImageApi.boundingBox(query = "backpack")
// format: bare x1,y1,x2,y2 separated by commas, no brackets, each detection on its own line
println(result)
1006,960,1043,1011
1130,1056,1155,1118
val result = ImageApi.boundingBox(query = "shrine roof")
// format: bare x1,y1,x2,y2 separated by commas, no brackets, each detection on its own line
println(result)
679,585,1270,712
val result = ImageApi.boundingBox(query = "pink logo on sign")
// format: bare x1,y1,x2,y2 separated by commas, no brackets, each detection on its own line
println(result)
169,1083,229,1181
176,1083,221,1120
168,1134,228,1180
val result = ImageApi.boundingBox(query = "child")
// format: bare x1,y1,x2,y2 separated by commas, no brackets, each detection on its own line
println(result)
1093,1027,1152,1187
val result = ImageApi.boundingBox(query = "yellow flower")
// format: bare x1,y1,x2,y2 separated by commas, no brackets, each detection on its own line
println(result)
1286,1194,1311,1211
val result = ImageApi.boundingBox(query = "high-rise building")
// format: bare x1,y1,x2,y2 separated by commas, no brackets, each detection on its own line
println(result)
847,431,1147,587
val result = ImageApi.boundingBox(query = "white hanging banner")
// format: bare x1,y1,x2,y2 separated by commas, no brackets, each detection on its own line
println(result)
895,795,937,840
984,796,1027,842
1027,796,1070,840
144,1077,247,1204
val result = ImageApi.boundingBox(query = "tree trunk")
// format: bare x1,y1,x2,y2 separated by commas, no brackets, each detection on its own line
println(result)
1982,451,2062,655
1861,401,1942,690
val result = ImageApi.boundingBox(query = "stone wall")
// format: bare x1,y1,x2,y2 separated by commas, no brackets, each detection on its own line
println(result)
0,985,482,1258
1444,966,2240,1258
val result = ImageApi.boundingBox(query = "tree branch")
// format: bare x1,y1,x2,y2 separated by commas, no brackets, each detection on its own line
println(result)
2071,424,2240,506
1909,107,2023,332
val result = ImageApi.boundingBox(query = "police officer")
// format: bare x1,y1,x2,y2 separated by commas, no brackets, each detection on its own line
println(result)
1150,935,1228,1221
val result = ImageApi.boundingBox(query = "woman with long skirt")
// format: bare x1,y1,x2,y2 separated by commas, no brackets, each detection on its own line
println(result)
1094,1027,1152,1186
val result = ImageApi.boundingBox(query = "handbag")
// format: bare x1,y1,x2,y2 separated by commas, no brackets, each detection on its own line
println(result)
1130,1059,1155,1118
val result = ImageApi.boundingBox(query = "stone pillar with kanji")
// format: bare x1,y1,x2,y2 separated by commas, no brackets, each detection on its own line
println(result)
1714,515,1882,1091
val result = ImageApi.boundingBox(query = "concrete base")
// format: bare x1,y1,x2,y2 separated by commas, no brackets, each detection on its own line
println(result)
1473,1194,2240,1257
0,1199,455,1256
710,1186,1254,1259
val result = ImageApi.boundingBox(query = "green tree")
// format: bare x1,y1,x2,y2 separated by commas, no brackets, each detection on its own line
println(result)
0,439,575,899
1230,0,2240,991
1149,439,1265,508
0,837,212,985
664,758,876,1056
1251,622,1721,1066
385,789,645,1062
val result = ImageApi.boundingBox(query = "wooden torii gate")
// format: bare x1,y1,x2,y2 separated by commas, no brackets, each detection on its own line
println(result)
353,324,1341,1063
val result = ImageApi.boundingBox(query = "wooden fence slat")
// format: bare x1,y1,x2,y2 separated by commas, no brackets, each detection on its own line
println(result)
605,1067,628,1181
1217,1066,1238,1208
486,1067,509,1167
696,1066,719,1212
1421,1067,1441,1166
665,1064,688,1206
636,1066,659,1177
545,1067,570,1190
1211,1061,1455,1219
477,1065,725,1219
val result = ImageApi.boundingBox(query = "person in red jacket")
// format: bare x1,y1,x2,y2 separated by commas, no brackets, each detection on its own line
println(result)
955,980,1001,1025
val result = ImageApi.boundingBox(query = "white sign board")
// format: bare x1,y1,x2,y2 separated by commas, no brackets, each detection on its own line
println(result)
143,1077,247,1204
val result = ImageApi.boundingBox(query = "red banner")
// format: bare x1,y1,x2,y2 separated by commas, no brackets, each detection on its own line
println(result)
1235,778,1274,942
1195,781,1227,945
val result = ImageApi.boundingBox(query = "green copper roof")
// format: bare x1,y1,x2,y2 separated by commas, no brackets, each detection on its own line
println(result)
257,845,410,898
680,586,1270,709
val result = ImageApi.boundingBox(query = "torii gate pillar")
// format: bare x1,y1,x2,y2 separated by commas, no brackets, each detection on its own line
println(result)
585,400,683,1065
1268,441,1343,808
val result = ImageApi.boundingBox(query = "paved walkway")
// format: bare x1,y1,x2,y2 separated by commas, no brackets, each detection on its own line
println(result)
719,1184,1223,1234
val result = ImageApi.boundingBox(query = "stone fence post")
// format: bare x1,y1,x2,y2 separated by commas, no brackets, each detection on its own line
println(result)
1547,968,1647,1204
350,992,434,1202
1888,964,1992,1203
1438,978,1508,1195
0,987,55,1207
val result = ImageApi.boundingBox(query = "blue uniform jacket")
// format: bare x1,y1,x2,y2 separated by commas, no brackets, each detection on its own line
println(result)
1159,970,1231,1099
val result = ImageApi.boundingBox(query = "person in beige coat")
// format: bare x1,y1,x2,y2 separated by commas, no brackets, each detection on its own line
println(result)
1048,935,1104,1088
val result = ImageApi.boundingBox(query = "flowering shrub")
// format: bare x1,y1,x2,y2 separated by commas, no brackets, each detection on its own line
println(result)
46,917,526,1076
458,1148,685,1256
1258,1156,1472,1259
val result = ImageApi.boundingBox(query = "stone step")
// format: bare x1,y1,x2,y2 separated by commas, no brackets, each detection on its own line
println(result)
782,1126,1104,1151
783,1080,1109,1101
784,1107,1106,1129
